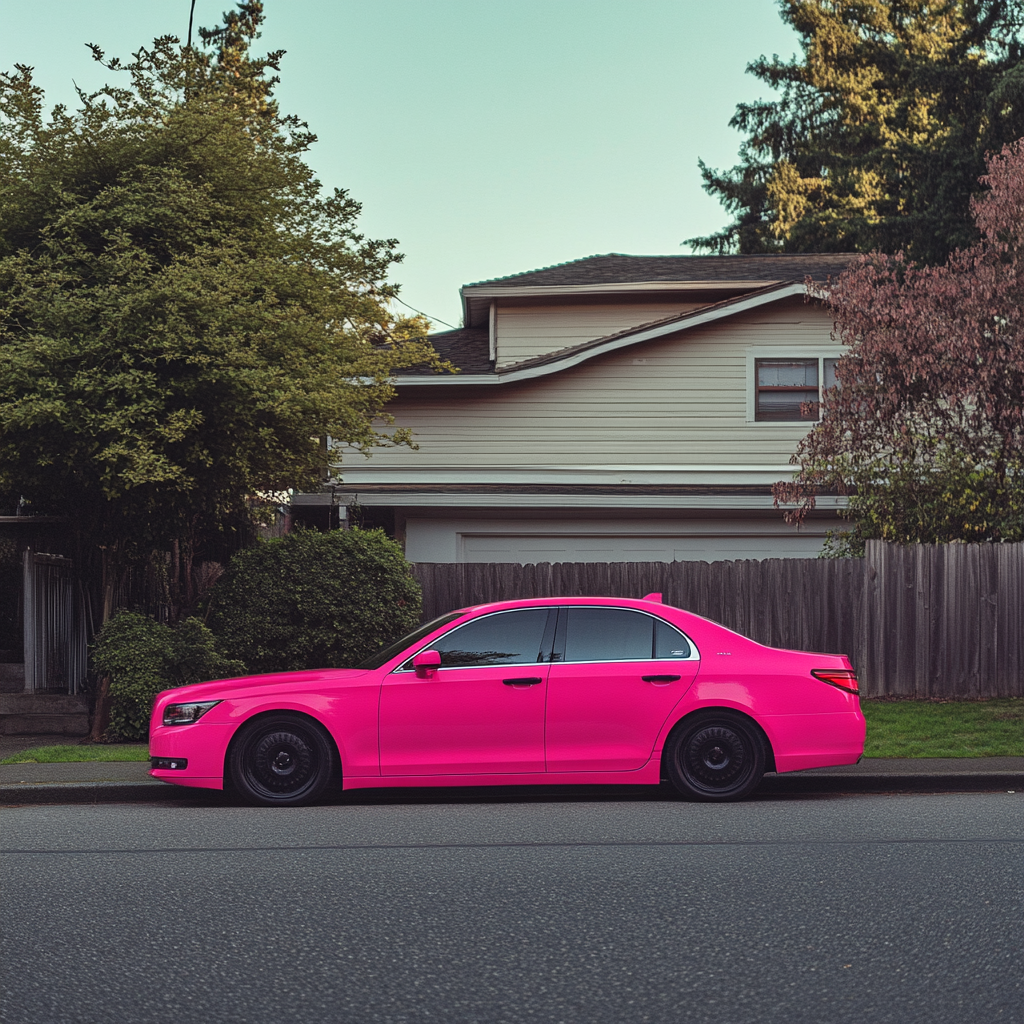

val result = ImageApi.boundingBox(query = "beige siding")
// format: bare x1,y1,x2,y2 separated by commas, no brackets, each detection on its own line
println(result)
343,299,839,473
495,301,705,368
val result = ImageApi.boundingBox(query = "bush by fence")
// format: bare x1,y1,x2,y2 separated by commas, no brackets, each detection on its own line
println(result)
411,541,1024,698
207,528,422,673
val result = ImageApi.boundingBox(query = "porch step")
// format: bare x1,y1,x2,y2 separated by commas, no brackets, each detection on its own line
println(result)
0,694,90,736
0,663,25,694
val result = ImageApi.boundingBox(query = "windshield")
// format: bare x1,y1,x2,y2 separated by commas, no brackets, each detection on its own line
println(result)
355,611,466,670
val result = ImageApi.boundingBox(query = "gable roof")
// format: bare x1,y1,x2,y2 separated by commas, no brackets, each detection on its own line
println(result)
401,280,818,386
459,252,859,326
465,252,859,289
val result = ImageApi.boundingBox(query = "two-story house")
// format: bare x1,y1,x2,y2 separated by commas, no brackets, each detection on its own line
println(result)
293,253,858,563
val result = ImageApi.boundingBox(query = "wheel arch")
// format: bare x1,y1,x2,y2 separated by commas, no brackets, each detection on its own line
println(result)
222,708,343,791
660,706,776,779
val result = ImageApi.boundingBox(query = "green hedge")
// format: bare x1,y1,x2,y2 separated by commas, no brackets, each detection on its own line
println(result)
206,527,421,673
92,613,246,741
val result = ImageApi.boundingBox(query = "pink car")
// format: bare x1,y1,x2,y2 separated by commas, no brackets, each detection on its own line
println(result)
149,594,865,805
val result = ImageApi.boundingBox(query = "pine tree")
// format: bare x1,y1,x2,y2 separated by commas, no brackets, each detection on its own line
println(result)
690,0,1024,263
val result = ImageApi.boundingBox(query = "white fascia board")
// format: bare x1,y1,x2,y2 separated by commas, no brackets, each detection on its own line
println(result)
409,282,809,387
312,492,848,511
332,465,801,486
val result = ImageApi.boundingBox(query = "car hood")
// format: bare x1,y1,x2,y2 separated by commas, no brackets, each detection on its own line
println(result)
155,668,372,703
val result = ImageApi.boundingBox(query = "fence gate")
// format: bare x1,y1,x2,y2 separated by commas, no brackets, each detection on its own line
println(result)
22,550,88,694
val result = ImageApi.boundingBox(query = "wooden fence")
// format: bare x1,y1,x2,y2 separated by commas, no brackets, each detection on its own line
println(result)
411,541,1024,698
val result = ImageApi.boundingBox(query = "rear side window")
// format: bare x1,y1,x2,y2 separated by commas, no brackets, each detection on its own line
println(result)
560,608,694,662
655,619,691,659
416,608,553,668
563,608,653,662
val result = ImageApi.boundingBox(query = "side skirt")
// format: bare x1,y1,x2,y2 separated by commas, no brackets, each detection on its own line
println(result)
342,762,662,791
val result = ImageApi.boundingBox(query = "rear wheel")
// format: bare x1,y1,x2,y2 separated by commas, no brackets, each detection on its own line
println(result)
665,713,765,801
229,714,335,806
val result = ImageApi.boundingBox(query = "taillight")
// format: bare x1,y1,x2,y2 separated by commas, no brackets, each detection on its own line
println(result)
811,669,859,694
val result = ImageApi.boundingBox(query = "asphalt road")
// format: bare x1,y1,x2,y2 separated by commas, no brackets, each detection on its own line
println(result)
2,791,1022,1024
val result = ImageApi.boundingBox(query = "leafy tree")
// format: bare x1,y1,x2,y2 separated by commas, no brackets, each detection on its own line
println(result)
0,2,442,614
774,140,1024,552
207,527,422,673
690,0,1024,263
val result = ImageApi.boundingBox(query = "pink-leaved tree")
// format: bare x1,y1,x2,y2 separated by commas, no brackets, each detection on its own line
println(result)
775,140,1024,554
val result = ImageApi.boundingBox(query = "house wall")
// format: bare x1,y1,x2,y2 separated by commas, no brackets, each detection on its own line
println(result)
494,300,706,368
343,298,839,477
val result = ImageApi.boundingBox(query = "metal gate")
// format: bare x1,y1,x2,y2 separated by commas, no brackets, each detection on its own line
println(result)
22,551,88,694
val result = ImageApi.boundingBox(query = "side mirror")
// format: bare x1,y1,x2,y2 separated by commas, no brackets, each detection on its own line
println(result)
413,649,441,679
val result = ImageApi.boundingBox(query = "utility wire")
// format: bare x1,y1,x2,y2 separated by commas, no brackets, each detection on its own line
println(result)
392,296,459,331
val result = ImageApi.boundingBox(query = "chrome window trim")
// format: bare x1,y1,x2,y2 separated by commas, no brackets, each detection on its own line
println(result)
391,605,702,672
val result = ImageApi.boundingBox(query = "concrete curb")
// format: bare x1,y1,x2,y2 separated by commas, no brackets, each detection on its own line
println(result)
0,781,187,805
759,772,1022,796
2,769,1021,805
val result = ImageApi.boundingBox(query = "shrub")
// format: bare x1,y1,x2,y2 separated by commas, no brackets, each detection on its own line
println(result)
92,613,246,741
207,527,421,673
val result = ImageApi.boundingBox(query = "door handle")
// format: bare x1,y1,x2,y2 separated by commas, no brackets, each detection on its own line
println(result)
642,674,681,684
503,677,543,686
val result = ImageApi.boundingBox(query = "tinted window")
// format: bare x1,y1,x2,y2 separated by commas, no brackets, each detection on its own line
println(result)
424,609,552,668
655,619,692,659
563,608,654,662
356,611,465,669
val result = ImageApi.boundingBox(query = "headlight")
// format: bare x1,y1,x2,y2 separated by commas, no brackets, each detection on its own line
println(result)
163,700,221,726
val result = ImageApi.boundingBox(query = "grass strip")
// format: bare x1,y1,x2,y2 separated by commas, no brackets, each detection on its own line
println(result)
2,700,1022,763
863,698,1024,758
1,744,149,765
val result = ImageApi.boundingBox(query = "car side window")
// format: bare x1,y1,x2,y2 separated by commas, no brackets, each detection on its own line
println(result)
408,609,553,669
654,619,692,659
563,608,655,662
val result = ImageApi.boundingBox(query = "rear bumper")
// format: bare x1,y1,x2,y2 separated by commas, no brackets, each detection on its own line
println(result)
761,710,866,774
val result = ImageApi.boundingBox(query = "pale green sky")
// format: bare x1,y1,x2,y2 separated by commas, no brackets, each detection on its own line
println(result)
0,0,800,328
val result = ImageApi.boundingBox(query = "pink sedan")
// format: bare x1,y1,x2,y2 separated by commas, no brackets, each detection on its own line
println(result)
149,594,865,805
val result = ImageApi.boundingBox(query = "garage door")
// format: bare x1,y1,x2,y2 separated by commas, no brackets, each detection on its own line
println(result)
458,533,826,563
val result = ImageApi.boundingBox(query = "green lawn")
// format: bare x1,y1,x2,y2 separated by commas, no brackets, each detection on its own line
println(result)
1,744,149,765
2,700,1022,764
863,698,1024,758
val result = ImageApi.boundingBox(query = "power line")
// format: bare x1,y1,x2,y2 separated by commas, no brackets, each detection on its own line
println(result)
392,296,459,331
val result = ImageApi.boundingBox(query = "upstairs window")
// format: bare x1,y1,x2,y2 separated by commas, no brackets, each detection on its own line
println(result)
755,357,839,422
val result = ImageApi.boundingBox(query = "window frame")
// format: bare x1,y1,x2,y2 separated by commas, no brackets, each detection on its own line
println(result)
393,607,557,672
552,606,701,664
745,346,845,425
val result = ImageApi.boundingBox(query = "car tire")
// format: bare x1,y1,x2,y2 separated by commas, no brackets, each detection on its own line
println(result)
229,714,335,807
665,712,765,802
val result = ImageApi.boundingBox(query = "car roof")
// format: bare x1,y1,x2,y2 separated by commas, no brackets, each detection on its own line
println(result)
460,595,676,615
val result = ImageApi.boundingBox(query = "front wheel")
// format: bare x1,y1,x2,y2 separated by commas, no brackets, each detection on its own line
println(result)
665,713,765,802
229,714,335,806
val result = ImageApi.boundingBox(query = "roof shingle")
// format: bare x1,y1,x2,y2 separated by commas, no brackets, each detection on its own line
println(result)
464,252,859,289
395,325,490,376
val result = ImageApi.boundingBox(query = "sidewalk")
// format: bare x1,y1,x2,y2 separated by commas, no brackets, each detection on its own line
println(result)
1,757,1021,805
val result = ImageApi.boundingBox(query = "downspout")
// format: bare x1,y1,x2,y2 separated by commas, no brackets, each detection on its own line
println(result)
488,301,497,365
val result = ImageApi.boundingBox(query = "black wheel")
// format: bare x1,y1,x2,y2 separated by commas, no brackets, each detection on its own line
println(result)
665,713,765,802
229,714,335,806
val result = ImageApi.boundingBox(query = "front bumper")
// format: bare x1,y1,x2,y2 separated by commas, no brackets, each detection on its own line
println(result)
149,721,233,790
